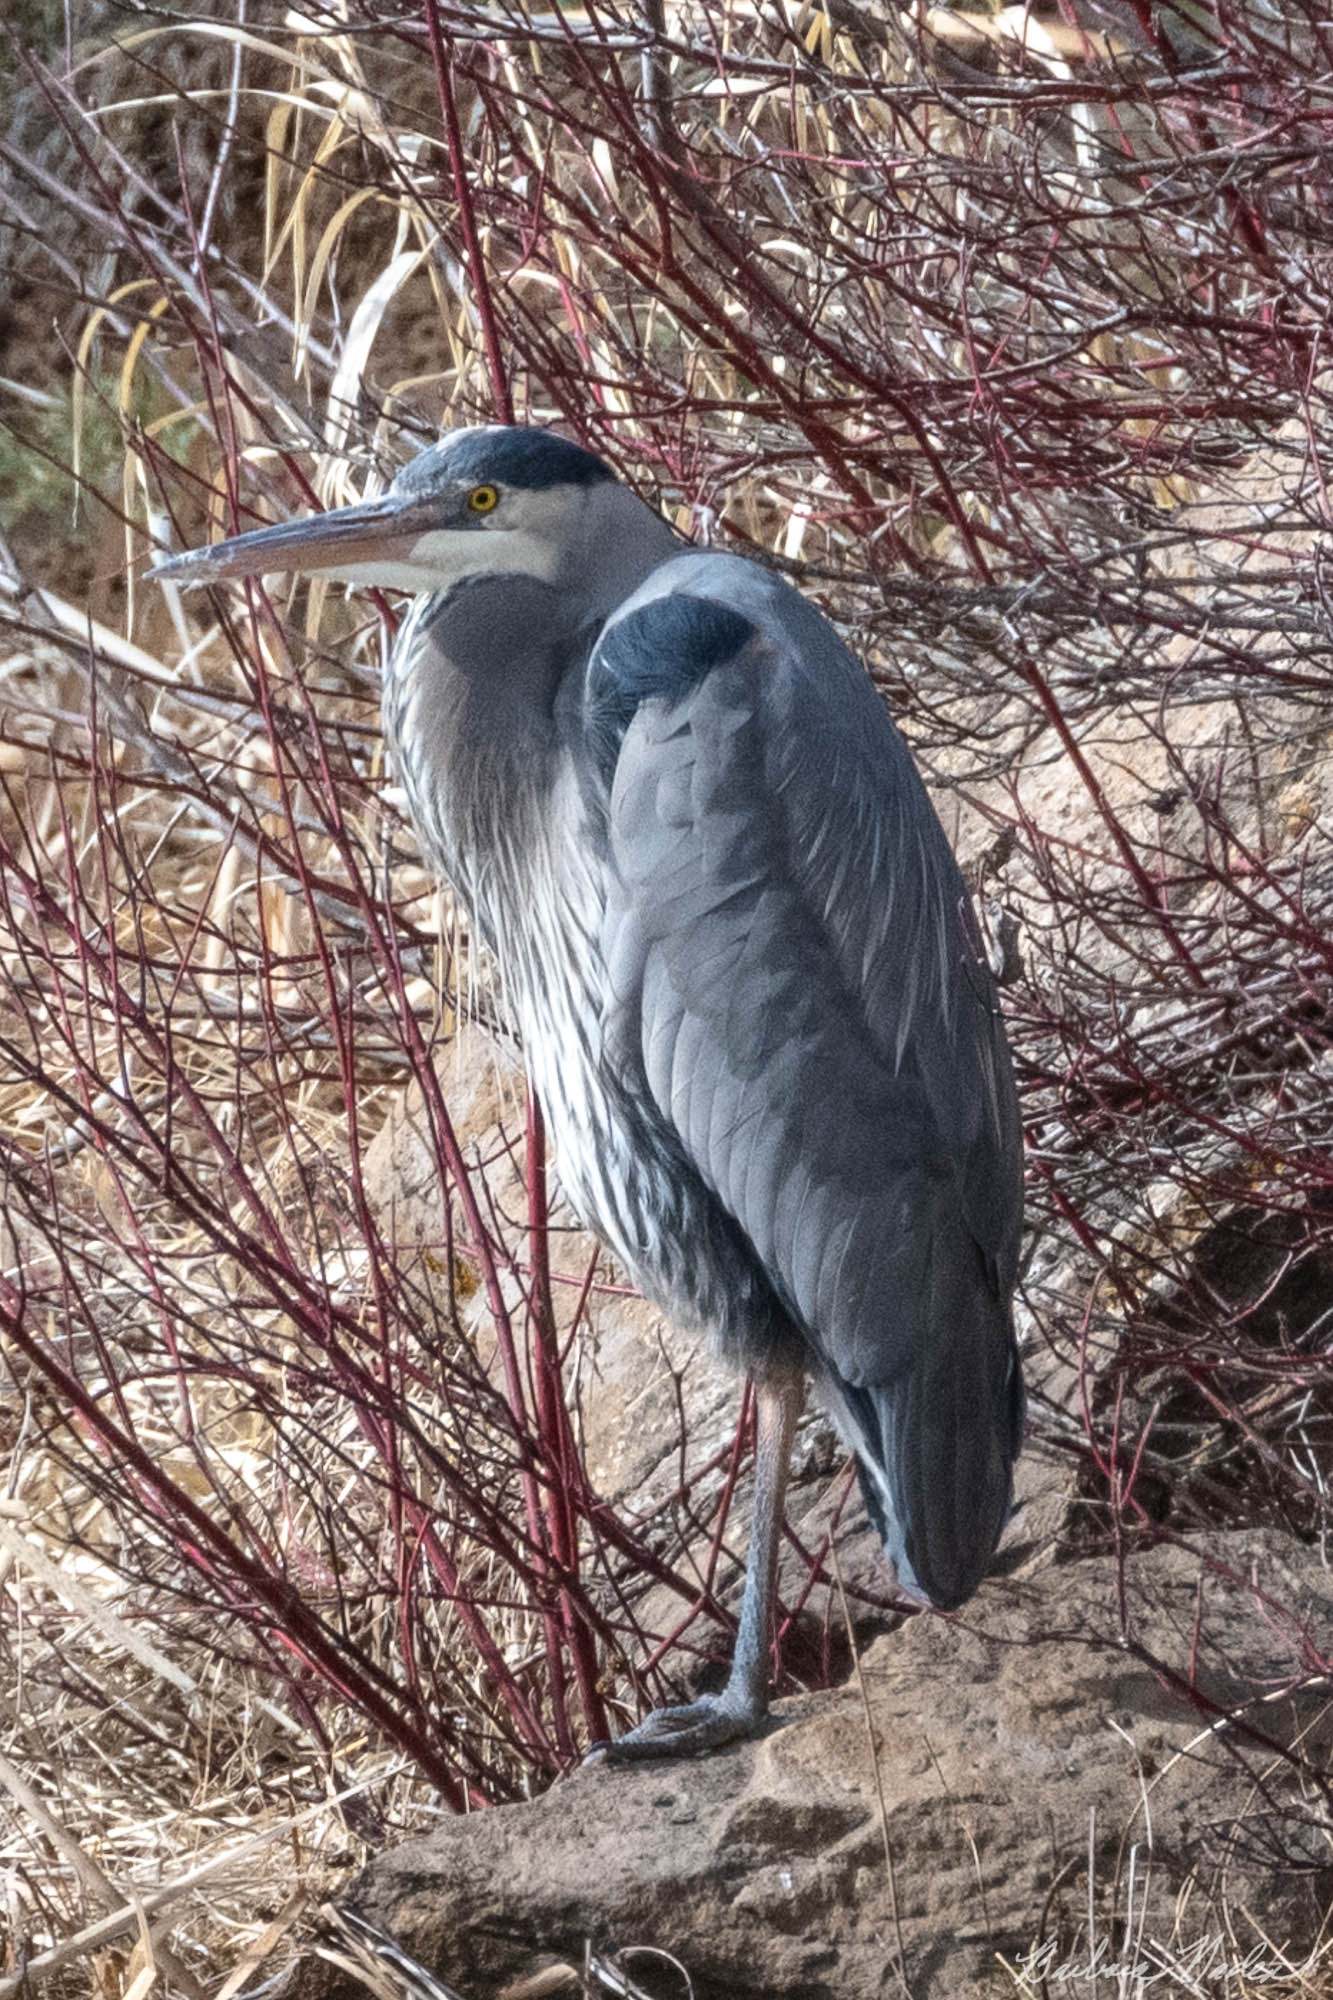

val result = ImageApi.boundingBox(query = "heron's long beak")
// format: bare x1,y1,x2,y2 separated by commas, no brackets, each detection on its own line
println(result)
147,489,441,587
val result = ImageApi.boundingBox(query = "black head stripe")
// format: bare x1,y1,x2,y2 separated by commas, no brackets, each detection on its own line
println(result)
393,426,614,498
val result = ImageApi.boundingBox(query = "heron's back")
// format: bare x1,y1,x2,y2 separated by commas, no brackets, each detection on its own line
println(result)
581,551,1025,1607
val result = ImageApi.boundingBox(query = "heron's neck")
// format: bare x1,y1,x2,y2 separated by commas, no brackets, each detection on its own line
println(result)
384,490,678,917
565,484,683,619
381,594,584,945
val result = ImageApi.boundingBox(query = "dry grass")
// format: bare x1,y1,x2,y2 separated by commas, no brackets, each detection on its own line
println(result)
1,0,1332,1991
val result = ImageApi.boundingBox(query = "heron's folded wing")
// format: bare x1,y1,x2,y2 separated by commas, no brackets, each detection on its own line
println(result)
590,563,1022,1391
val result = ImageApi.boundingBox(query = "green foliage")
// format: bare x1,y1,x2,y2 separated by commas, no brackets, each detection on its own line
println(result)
0,377,124,536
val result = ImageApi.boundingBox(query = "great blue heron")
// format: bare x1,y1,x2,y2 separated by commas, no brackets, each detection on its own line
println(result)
152,425,1025,1764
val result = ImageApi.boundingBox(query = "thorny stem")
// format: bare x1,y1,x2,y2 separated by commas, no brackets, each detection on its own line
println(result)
422,0,515,427
0,1292,475,1808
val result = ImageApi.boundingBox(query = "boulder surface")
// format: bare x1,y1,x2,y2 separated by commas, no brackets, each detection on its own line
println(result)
327,1533,1330,1999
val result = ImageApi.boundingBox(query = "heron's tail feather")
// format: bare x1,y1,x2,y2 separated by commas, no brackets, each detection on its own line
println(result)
822,1273,1023,1613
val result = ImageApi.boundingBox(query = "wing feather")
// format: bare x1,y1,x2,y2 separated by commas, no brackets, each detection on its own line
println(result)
588,555,1024,1605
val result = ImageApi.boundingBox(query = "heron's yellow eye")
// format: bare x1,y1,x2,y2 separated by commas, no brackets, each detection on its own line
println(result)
467,484,500,515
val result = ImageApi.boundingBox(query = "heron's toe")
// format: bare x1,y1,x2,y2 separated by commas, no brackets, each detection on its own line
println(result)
583,1692,764,1766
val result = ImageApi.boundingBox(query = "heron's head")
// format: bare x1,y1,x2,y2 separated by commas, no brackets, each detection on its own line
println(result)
149,426,660,599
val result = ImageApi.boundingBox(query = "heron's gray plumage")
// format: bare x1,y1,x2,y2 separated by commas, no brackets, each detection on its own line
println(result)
152,424,1025,1756
586,553,1023,1606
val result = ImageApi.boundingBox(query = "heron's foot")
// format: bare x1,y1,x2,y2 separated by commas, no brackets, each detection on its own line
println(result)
584,1688,766,1766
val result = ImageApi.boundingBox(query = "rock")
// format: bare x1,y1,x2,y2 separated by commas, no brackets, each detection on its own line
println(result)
312,1534,1331,2000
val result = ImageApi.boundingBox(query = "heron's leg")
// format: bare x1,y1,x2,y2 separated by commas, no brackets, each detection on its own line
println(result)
587,1373,803,1765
